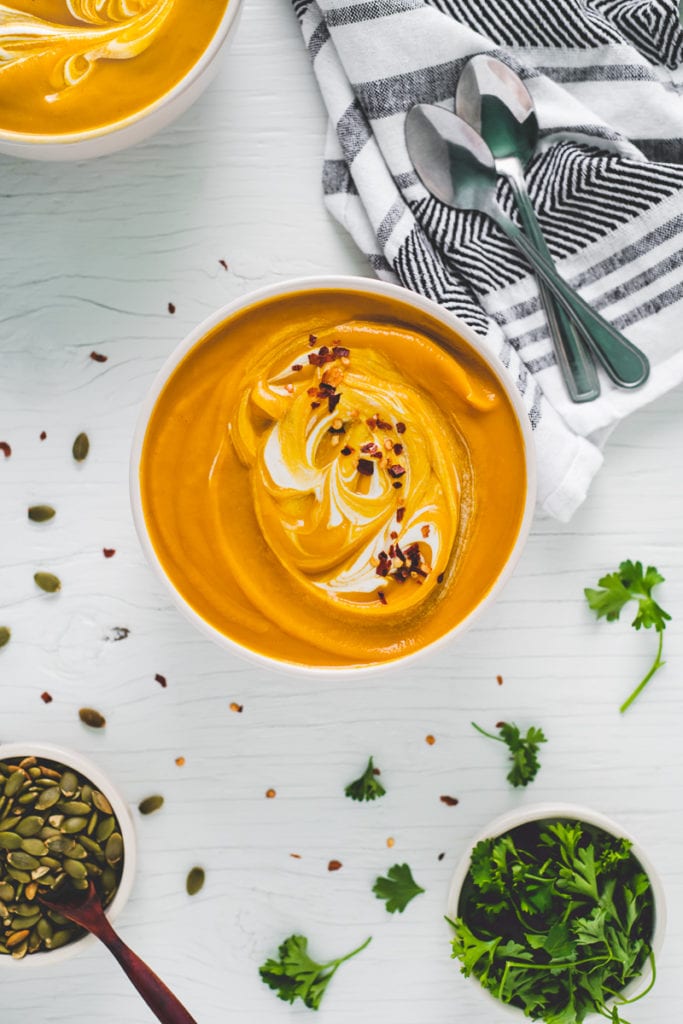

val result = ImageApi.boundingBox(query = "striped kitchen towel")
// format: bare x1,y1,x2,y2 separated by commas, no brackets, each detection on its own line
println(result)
292,0,683,520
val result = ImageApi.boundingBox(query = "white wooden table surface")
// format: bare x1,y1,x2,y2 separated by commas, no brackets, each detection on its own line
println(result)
1,1,682,1021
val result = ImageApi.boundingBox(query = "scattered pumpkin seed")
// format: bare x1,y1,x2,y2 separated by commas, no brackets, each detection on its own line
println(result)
138,795,164,816
34,572,61,594
28,505,56,523
0,627,10,649
186,866,205,896
79,708,105,729
72,432,90,462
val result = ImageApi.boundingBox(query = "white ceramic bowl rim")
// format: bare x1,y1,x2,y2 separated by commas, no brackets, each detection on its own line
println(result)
130,274,538,677
447,802,666,1015
0,742,136,968
0,0,242,147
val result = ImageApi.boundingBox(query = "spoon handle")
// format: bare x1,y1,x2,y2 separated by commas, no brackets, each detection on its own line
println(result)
504,172,600,403
499,218,649,388
93,914,198,1024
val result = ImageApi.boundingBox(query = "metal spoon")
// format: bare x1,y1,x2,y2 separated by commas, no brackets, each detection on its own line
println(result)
404,104,650,389
40,882,198,1024
456,54,600,403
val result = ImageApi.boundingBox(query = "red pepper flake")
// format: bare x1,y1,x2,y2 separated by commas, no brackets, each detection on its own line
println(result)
392,481,403,489
40,691,53,704
328,392,341,414
396,507,406,523
357,458,374,477
425,734,436,746
390,531,398,540
393,443,404,455
155,673,167,688
103,548,116,559
421,525,430,538
90,351,108,363
219,259,229,271
360,442,380,454
0,442,11,458
310,401,321,409
440,795,459,807
307,387,318,396
266,789,277,799
230,702,244,713
175,756,186,767
39,432,47,441
396,422,406,434
438,852,445,861
168,302,176,314
365,415,378,430
332,346,350,359
290,853,302,859
340,446,353,456
388,464,406,479
386,837,395,848
377,418,393,431
291,364,303,372
308,333,317,346
328,860,343,872
377,590,387,605
496,721,507,729
496,674,504,686
372,767,381,776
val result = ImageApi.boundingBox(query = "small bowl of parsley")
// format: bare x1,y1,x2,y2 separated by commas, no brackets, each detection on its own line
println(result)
447,803,665,1024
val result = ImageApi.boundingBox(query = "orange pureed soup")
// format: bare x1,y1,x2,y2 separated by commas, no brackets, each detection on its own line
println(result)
140,290,528,668
0,0,228,137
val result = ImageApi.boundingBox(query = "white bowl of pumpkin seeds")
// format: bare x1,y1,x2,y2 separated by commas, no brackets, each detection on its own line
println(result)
0,743,136,965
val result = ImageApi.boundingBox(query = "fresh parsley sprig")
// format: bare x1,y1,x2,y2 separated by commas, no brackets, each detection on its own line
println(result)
585,559,671,713
259,934,371,1011
344,756,386,802
472,721,546,787
373,863,425,913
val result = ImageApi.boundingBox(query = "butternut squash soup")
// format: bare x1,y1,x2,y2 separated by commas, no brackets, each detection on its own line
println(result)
138,287,530,668
0,0,228,137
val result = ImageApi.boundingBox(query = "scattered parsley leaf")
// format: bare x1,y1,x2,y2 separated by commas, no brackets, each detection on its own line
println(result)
259,934,371,1011
373,863,425,913
472,721,546,787
585,559,671,712
344,756,386,802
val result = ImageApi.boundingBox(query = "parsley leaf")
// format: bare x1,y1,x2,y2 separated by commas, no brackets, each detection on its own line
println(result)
472,721,547,787
585,559,671,712
344,756,386,802
259,934,371,1011
372,863,425,913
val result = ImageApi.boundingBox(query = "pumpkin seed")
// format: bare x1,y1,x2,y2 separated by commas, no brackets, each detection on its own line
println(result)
28,505,56,523
7,852,40,872
16,816,43,838
79,708,106,729
0,627,10,648
20,839,47,857
138,795,164,816
96,816,115,842
4,772,26,799
34,572,61,594
104,833,123,866
72,432,90,462
62,859,87,880
58,801,91,816
59,771,78,798
91,791,112,815
186,867,205,896
0,833,21,851
35,787,61,811
61,817,88,834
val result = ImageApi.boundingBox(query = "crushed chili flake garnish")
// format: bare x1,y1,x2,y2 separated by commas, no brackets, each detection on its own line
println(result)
377,418,393,431
39,432,47,441
377,590,387,605
392,481,403,489
175,756,186,767
360,441,380,454
386,837,395,848
90,351,108,363
425,734,436,746
332,345,350,359
308,333,317,346
390,531,398,540
496,675,504,686
307,387,318,396
328,860,343,872
168,302,176,314
0,442,11,458
340,446,353,456
266,789,277,799
365,415,378,429
290,853,302,859
219,259,229,271
103,548,116,559
310,401,321,409
393,443,404,455
438,852,445,861
396,507,406,523
388,464,406,478
396,422,406,434
440,795,459,807
155,673,167,688
291,364,303,372
421,525,431,538
328,392,341,414
375,554,390,578
40,691,53,704
230,702,244,713
357,458,374,477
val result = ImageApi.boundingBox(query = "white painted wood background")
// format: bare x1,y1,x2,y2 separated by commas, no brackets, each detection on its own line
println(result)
1,1,683,1021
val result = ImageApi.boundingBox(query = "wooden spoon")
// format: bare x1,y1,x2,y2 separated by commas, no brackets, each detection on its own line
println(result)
39,882,198,1024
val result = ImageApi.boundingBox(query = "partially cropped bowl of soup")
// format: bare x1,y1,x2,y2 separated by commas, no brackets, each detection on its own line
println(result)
131,278,536,672
0,0,240,159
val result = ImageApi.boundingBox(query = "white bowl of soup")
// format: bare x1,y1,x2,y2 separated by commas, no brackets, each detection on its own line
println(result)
130,276,536,672
0,0,242,160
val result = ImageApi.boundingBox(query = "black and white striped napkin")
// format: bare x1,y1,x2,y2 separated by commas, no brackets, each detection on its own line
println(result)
292,0,683,520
